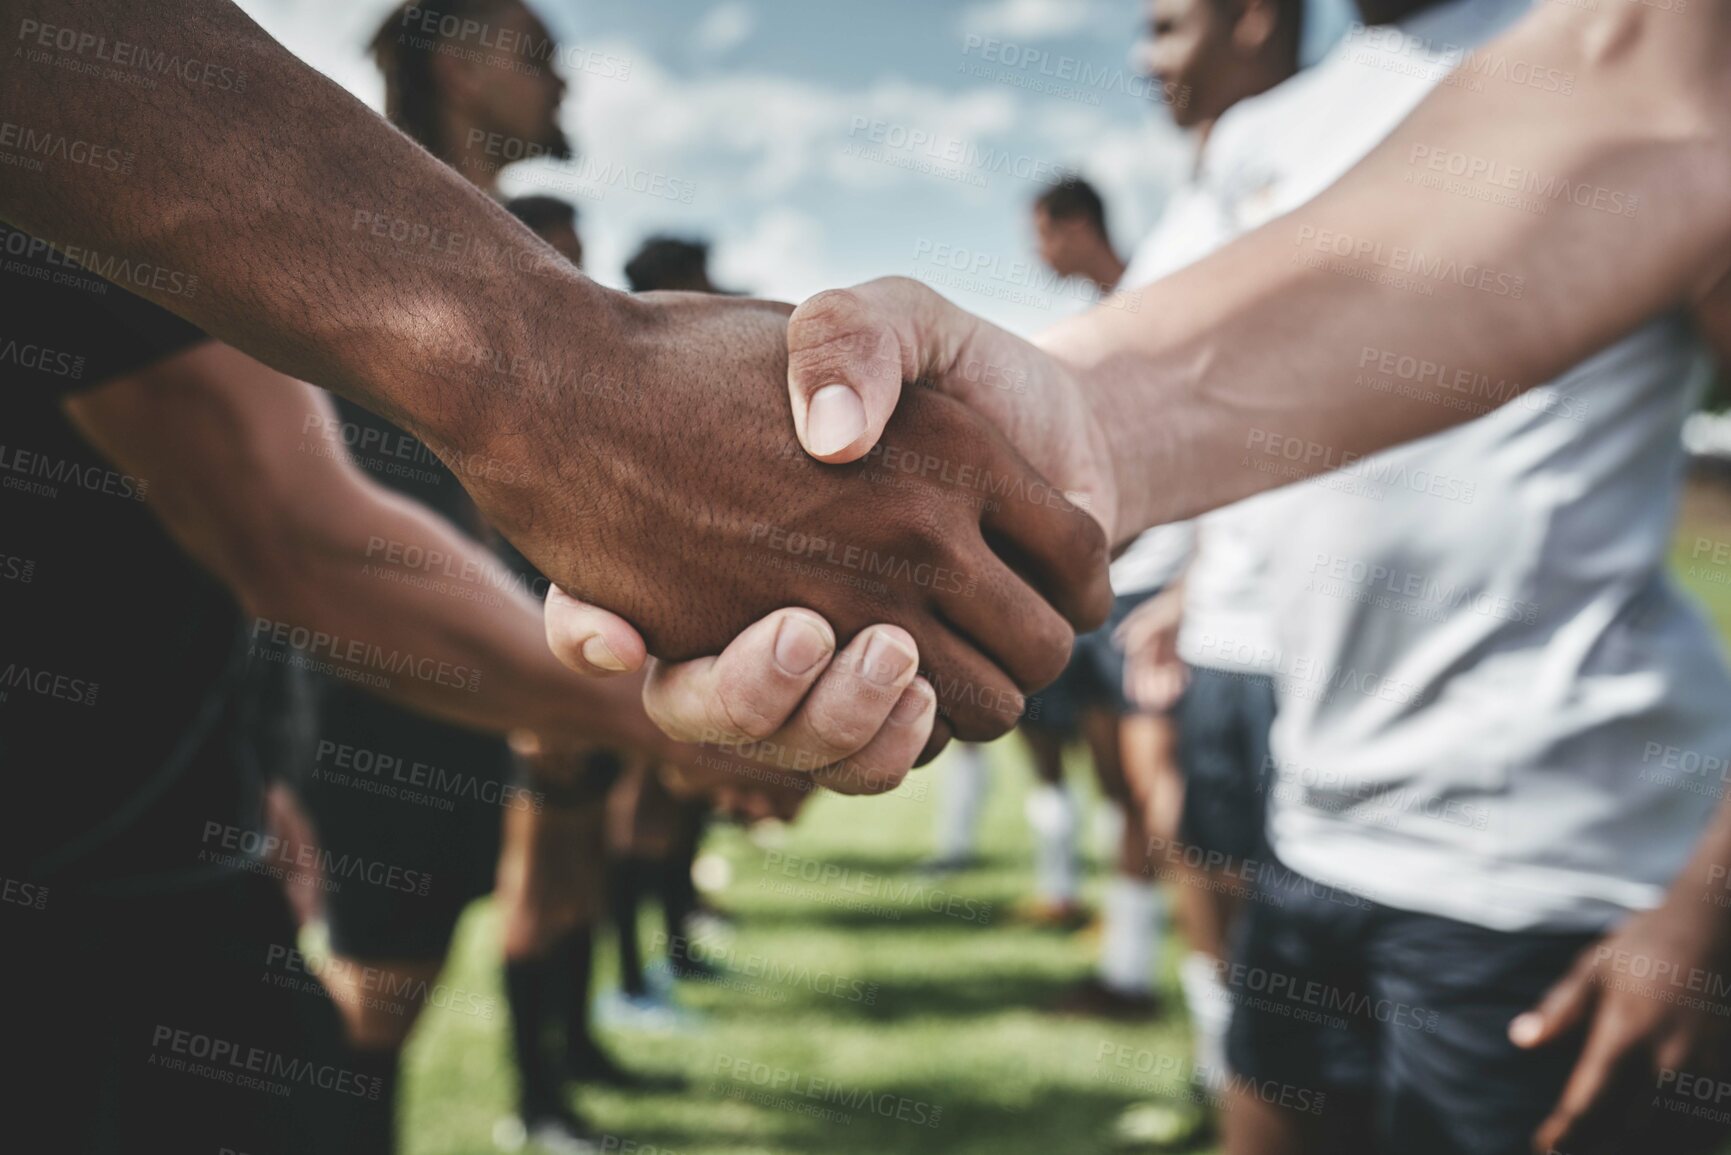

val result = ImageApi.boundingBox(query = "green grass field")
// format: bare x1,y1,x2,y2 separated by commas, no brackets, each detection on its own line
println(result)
397,485,1731,1155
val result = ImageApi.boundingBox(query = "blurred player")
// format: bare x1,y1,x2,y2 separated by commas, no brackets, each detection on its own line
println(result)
1033,177,1128,296
507,194,585,268
624,236,726,294
1121,2,1731,1152
1017,176,1182,1026
1109,0,1304,1145
604,234,741,1026
289,9,624,1152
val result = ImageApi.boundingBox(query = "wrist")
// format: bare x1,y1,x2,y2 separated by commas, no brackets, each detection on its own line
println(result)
539,667,669,758
1043,346,1169,548
1041,304,1222,549
1664,855,1731,951
404,270,635,474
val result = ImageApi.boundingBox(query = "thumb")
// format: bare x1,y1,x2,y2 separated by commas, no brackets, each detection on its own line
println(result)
1510,950,1600,1049
544,585,649,676
786,276,973,463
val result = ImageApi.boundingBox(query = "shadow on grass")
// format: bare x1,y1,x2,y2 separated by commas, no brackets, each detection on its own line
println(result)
732,898,1006,933
845,970,1082,1022
737,848,1025,881
590,1073,1180,1155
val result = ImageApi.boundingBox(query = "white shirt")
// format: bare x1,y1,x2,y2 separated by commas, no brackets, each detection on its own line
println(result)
1118,132,1290,668
1106,181,1233,596
1176,492,1290,674
1206,0,1731,931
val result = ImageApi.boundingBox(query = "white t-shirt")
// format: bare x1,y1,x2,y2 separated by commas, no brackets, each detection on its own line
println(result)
1176,492,1290,674
1205,0,1731,931
1109,521,1194,597
1118,131,1290,667
1106,180,1233,596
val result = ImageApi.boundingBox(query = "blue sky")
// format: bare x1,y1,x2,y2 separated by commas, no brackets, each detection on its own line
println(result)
236,0,1350,335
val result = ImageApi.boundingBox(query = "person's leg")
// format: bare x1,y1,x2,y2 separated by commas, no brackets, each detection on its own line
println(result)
499,790,593,1131
500,748,665,1106
1122,709,1183,845
662,799,705,939
263,780,327,927
299,688,511,1154
1168,670,1278,1092
609,858,649,998
1222,867,1380,1155
1220,1090,1338,1155
925,742,991,871
604,759,662,1000
317,955,444,1155
503,932,587,1130
1020,723,1084,922
659,795,718,979
1070,704,1165,1015
318,875,480,1155
1020,644,1088,915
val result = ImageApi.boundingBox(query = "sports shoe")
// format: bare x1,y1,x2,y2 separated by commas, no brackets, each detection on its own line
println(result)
1012,897,1094,931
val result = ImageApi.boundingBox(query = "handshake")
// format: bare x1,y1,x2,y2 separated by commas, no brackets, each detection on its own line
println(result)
455,277,1125,793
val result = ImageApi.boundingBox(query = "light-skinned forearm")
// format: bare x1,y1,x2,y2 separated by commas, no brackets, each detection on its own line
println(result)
1040,2,1731,545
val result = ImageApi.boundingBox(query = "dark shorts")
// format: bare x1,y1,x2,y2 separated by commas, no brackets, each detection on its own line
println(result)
1223,864,1731,1155
4,870,351,1154
1174,666,1275,862
298,685,511,959
1024,590,1157,734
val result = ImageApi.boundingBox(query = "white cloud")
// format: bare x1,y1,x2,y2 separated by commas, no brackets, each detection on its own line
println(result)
957,0,1112,41
711,207,833,303
695,2,757,58
234,0,395,109
562,41,1026,206
240,0,1186,331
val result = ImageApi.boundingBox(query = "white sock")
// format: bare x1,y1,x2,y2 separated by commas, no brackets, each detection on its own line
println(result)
1180,951,1235,1091
1098,875,1162,996
1024,783,1080,904
933,744,989,861
1092,801,1126,865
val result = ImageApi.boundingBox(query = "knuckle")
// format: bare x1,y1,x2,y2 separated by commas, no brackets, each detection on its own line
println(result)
805,699,879,756
793,287,866,332
712,684,785,744
789,292,896,381
641,683,699,742
945,697,1014,743
1024,622,1075,691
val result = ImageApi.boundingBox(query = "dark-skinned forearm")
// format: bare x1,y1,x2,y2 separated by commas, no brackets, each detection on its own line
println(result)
253,489,658,749
1653,790,1731,952
0,0,620,455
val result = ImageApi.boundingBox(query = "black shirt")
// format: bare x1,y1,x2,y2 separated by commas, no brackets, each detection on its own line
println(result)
0,224,249,891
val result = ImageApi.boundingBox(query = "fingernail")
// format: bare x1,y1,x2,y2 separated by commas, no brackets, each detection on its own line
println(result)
581,635,627,672
774,615,833,676
806,384,867,457
863,631,917,686
1508,1013,1541,1046
890,680,933,724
